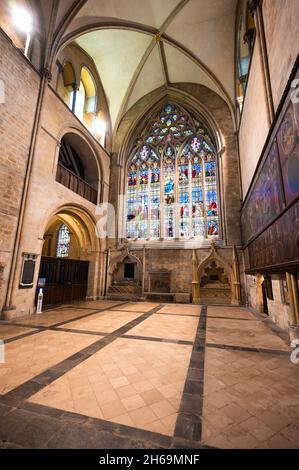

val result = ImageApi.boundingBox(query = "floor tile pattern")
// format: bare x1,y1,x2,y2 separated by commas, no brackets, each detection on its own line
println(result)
0,300,298,449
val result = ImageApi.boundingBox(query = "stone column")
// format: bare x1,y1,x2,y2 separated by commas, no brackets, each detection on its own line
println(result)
286,273,299,341
142,246,146,297
191,250,200,304
232,246,241,305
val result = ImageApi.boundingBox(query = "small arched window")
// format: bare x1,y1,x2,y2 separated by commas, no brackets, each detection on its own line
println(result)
56,224,71,258
237,1,256,108
57,62,76,108
126,103,220,241
73,80,86,121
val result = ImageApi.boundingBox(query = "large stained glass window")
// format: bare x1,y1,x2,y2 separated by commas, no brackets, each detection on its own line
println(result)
56,224,71,257
126,103,220,241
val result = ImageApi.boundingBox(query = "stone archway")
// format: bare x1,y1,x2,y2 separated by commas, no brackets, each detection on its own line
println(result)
107,245,143,300
199,260,231,305
193,243,240,305
39,205,101,305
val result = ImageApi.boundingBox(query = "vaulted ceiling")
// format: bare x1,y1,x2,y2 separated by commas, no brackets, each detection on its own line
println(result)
56,0,238,131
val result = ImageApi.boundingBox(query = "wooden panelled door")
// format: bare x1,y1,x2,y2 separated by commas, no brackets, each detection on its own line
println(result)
38,257,89,306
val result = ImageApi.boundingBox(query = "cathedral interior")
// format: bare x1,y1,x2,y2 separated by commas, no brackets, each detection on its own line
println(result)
0,0,298,451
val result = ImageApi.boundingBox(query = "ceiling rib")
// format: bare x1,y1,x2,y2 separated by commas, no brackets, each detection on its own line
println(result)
113,38,157,136
55,0,236,132
58,22,230,107
159,41,170,86
113,0,190,135
159,0,190,33
162,35,234,112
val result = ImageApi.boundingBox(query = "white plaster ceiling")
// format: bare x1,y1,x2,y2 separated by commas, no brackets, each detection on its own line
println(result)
59,0,237,131
72,0,181,30
77,30,152,127
126,44,165,112
164,42,226,100
166,0,237,99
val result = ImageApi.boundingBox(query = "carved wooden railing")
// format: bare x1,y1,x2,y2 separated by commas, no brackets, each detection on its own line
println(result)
56,162,98,204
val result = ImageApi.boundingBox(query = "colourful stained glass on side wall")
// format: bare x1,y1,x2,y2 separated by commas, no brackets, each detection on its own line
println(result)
56,224,71,258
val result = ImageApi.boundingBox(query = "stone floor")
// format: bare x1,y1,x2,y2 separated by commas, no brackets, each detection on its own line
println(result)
0,301,298,449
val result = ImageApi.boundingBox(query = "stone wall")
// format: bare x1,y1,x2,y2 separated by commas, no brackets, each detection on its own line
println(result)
238,2,299,333
245,274,291,331
238,38,270,197
128,246,246,303
3,84,111,318
262,0,299,111
267,277,290,331
0,30,40,313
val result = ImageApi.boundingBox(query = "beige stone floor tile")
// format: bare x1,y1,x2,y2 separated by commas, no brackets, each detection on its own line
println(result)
127,314,198,341
0,324,35,341
0,330,99,394
110,413,135,428
101,400,127,420
202,347,299,449
57,310,144,334
71,300,122,310
240,416,276,441
220,424,261,449
29,338,192,436
116,384,138,399
112,302,159,312
142,419,169,435
8,308,100,327
4,301,297,447
265,433,297,449
158,304,201,316
140,389,165,405
208,306,256,320
122,394,146,412
150,399,176,419
161,413,178,434
206,317,289,351
129,406,157,426
203,433,236,449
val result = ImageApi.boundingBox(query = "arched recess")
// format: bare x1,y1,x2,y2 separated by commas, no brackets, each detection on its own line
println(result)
39,204,101,305
57,61,77,108
196,244,238,305
55,127,105,204
55,43,112,149
107,247,143,299
112,86,228,245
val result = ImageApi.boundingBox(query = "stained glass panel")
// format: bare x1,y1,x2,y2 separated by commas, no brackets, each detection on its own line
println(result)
150,161,160,239
163,148,175,239
126,103,220,241
56,224,70,258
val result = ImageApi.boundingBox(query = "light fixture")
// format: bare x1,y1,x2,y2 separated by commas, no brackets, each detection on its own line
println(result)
94,116,106,135
11,5,33,56
94,116,106,146
12,4,32,33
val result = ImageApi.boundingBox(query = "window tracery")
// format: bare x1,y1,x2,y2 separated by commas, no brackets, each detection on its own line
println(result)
126,103,220,241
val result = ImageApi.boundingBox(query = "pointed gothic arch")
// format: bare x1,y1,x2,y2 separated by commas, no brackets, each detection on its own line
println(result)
124,101,221,242
195,244,239,305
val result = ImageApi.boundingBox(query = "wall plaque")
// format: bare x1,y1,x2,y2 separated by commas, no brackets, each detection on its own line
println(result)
20,254,38,288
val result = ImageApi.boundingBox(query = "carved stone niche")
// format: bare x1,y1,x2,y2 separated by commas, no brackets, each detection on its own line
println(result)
113,255,141,285
199,261,231,305
107,251,142,300
149,270,171,293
